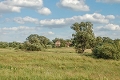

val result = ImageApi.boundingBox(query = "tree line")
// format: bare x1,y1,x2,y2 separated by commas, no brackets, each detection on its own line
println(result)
0,22,120,60
0,34,72,51
71,22,120,60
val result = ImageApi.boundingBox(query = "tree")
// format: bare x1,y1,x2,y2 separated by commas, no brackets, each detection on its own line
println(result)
26,34,40,44
24,34,50,51
71,22,95,53
0,42,9,48
94,36,103,47
9,41,21,48
38,36,50,48
93,39,120,60
102,37,113,43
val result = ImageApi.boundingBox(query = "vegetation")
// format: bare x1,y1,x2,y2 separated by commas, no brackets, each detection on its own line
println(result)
0,42,9,48
70,22,120,60
93,39,120,60
0,22,120,60
0,21,120,79
0,48,120,80
24,34,50,51
52,38,72,47
71,22,95,53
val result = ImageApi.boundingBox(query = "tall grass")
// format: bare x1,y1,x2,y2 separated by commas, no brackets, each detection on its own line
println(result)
0,48,120,80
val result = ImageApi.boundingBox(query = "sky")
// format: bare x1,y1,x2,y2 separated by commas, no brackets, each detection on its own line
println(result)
0,0,120,42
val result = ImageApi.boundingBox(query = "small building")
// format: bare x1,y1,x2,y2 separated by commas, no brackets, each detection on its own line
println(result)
55,40,61,47
65,42,72,47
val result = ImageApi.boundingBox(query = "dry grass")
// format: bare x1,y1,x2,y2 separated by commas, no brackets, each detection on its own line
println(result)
84,49,92,53
0,48,120,80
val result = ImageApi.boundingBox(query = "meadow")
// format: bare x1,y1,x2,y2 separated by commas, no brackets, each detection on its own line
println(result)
0,48,120,80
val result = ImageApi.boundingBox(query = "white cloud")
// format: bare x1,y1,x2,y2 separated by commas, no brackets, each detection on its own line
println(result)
0,26,41,42
97,24,120,31
106,15,115,19
48,31,54,35
57,0,89,11
96,0,120,3
0,26,35,31
0,0,51,15
38,7,51,15
0,3,21,13
39,13,114,28
14,16,39,24
3,0,43,8
40,18,65,26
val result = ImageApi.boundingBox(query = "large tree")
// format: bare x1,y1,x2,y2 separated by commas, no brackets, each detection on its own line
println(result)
25,34,50,51
71,22,95,53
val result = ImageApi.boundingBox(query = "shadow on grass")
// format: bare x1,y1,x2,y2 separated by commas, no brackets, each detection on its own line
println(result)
79,52,97,59
81,52,120,61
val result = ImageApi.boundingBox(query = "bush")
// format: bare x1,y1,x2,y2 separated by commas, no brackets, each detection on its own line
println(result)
24,42,44,51
92,41,120,60
0,42,9,48
46,45,52,49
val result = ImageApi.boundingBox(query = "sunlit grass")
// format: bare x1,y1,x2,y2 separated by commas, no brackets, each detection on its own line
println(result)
0,48,120,80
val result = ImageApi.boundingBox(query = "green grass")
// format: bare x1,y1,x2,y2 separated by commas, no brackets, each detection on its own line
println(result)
0,48,120,80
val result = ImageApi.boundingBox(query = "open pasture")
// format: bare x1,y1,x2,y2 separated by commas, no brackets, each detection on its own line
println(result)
0,48,120,80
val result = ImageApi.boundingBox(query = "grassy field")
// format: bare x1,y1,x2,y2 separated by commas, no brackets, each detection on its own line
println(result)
0,48,120,80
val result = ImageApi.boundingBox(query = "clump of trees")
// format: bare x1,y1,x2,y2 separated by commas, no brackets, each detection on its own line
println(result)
93,38,120,60
0,34,72,51
24,34,51,51
0,34,51,51
0,21,120,60
0,41,22,49
71,22,120,60
0,42,9,48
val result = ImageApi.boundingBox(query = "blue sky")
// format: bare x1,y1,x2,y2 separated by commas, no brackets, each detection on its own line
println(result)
0,0,120,42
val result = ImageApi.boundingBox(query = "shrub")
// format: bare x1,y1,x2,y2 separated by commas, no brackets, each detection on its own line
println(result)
24,42,44,51
0,42,9,48
46,45,52,49
92,40,120,60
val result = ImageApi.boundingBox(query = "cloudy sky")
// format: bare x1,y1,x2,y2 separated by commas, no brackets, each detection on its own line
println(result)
0,0,120,42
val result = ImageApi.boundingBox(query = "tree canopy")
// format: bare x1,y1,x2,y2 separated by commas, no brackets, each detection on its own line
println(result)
24,34,50,51
71,22,95,53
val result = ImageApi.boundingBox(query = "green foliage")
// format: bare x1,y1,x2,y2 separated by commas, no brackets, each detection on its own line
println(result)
95,36,103,46
24,41,43,51
71,22,95,53
102,37,113,43
93,39,120,60
24,34,50,51
9,41,21,48
46,45,52,49
0,41,24,49
0,42,9,48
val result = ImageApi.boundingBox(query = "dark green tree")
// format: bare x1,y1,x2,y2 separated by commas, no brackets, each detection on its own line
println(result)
0,42,9,48
93,39,120,60
9,41,21,48
24,34,50,51
102,37,113,43
94,36,103,46
71,22,95,53
38,36,50,48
